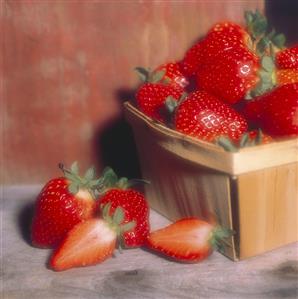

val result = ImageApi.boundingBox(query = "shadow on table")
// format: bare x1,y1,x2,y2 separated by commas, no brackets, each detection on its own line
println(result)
17,200,35,246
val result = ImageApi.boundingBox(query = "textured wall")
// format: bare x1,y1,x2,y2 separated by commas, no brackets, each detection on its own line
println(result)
2,0,265,184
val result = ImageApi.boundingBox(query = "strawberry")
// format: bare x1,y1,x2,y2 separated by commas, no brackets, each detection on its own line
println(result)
135,83,183,122
96,167,150,248
242,83,298,137
181,11,287,104
50,205,135,271
217,129,273,152
180,22,250,77
196,47,260,104
31,162,101,248
276,69,298,86
276,45,298,70
135,66,184,122
145,218,231,262
173,90,248,142
153,62,189,89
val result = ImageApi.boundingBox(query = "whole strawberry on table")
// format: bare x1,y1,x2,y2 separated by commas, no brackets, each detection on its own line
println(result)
134,10,298,150
31,162,231,271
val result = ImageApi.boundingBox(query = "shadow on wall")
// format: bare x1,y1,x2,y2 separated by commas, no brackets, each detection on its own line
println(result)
94,88,142,180
266,0,298,45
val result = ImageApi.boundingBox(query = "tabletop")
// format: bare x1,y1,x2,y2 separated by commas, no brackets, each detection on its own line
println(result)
1,185,298,299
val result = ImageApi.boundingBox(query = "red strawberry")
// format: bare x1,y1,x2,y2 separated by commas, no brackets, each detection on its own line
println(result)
196,47,260,104
96,168,150,248
276,69,298,86
276,45,298,70
153,62,189,88
50,206,135,271
173,90,248,142
135,83,183,122
31,162,100,248
135,65,185,122
243,83,298,137
146,218,231,262
180,22,250,77
182,11,287,103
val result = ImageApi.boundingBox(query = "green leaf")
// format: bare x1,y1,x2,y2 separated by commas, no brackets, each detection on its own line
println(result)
70,161,79,175
244,10,254,25
255,129,263,145
267,28,276,40
259,69,272,83
256,37,269,55
121,221,136,233
117,177,129,189
217,137,238,153
102,167,118,187
68,183,79,194
113,207,125,225
239,133,249,148
64,172,78,182
261,56,275,72
134,67,150,82
84,166,95,181
150,69,166,83
272,33,286,49
102,202,112,218
165,96,178,114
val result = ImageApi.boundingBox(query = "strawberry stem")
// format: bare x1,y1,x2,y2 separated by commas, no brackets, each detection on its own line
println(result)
58,162,104,198
209,226,234,253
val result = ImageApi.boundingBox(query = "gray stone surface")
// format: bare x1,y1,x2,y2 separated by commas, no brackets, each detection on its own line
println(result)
1,185,298,299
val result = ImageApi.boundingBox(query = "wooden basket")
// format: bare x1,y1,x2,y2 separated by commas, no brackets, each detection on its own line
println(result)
124,101,298,261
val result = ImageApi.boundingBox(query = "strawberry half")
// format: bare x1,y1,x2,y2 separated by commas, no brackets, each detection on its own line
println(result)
173,90,248,142
96,167,150,248
31,162,101,248
146,218,231,262
50,205,135,271
276,45,298,70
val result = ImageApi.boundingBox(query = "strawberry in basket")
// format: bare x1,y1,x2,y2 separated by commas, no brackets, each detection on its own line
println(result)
135,62,187,123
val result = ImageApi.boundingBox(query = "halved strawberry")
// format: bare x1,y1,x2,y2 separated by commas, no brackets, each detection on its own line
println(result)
146,218,231,262
50,205,135,271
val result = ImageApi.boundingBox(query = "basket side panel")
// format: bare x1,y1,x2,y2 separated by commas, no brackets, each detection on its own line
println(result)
237,163,298,259
131,124,238,260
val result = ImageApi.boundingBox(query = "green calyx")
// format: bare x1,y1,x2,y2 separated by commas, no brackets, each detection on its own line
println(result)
135,67,170,85
97,167,149,195
244,10,286,99
59,162,103,198
244,10,286,53
217,130,266,152
101,202,136,251
209,226,234,253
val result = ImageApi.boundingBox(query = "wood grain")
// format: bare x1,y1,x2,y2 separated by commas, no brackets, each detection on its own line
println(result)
2,185,298,299
237,163,298,259
124,102,298,260
124,102,298,175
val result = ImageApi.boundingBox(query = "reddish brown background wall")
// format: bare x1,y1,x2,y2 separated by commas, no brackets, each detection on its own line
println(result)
2,0,295,184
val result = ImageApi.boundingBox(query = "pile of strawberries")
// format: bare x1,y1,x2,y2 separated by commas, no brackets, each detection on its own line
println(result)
32,163,228,271
135,11,298,150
